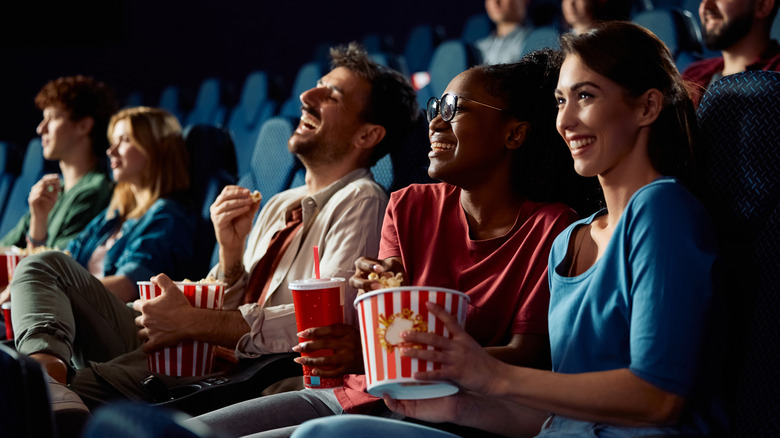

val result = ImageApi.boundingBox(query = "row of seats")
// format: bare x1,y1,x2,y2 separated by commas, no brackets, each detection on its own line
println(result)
119,4,759,195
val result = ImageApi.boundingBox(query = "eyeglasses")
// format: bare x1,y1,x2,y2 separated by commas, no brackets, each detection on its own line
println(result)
426,93,506,123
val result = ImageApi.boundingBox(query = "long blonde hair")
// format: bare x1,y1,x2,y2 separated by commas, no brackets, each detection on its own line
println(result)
106,107,190,220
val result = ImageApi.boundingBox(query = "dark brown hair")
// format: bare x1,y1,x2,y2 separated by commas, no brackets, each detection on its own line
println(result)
330,42,420,166
559,21,700,187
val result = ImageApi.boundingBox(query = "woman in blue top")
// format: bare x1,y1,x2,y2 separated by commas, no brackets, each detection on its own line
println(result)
290,22,724,438
9,107,195,389
64,106,195,301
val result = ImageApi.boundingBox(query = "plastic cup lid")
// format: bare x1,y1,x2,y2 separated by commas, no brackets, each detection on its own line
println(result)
288,277,345,290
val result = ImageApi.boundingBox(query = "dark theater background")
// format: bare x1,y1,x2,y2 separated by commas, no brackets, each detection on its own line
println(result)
0,0,485,157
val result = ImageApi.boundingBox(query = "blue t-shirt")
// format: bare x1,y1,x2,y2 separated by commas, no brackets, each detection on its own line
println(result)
548,178,723,434
67,197,195,284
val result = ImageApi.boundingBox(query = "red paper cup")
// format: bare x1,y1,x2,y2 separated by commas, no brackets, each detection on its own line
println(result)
354,286,470,400
137,281,226,377
290,277,346,389
2,302,12,340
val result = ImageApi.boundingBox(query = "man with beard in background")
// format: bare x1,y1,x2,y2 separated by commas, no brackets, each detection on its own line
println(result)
682,0,780,105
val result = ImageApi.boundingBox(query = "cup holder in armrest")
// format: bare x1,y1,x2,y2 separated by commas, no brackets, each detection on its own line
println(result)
168,384,201,399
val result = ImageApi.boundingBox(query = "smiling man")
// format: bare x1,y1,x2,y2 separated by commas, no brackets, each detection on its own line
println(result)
61,42,419,410
682,0,780,105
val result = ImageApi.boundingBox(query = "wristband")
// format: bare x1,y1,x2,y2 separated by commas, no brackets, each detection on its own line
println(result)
26,233,47,247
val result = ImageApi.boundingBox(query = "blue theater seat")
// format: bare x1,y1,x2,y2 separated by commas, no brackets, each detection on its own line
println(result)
185,78,227,128
158,85,188,126
633,7,704,70
697,71,780,437
416,39,482,108
0,141,19,227
225,71,278,178
521,25,561,57
403,23,446,75
122,91,145,109
461,13,492,44
0,138,49,238
279,62,325,119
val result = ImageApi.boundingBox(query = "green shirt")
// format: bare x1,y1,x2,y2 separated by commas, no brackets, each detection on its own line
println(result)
0,171,113,250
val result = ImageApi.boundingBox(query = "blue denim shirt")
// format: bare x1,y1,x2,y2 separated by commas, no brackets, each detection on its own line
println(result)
67,197,195,283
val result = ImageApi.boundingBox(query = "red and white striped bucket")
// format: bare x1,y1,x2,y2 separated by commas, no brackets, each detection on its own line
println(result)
4,251,23,284
137,281,226,377
354,286,469,399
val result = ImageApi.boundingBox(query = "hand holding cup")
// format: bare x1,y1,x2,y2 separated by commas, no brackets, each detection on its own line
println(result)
293,323,364,376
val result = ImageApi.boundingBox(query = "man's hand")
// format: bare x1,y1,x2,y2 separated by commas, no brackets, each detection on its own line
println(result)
28,174,62,242
349,256,406,293
133,274,198,353
293,324,364,376
209,186,261,252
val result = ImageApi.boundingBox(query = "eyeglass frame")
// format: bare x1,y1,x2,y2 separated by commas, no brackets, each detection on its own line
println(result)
426,93,506,123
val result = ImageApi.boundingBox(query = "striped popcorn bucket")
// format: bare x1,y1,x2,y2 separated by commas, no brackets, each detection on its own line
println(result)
137,281,226,377
4,251,23,284
354,286,469,400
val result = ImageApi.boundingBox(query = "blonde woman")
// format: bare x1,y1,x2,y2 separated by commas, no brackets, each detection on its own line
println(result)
8,107,196,410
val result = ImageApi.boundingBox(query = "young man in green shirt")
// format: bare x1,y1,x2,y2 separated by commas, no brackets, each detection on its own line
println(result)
0,75,117,251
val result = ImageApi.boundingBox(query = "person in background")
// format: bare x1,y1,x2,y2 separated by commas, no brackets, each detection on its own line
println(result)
0,76,116,309
290,21,726,438
10,106,195,419
683,0,780,105
476,0,532,64
560,0,631,34
189,48,600,438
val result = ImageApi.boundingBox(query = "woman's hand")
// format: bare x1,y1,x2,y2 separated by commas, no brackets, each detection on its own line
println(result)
132,273,198,352
400,301,510,395
383,392,471,424
28,174,62,243
349,256,406,293
293,323,364,376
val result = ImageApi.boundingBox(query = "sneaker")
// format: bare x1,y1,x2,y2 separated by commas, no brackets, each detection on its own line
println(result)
45,373,90,414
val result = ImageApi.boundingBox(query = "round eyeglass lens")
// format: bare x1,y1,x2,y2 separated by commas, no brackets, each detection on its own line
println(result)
426,97,439,123
440,94,457,121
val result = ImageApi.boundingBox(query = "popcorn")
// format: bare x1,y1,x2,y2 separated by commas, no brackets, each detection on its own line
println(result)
180,275,219,284
368,271,404,288
19,246,69,256
250,190,262,203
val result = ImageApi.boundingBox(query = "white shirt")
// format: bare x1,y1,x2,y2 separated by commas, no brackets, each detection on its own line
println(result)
209,168,388,358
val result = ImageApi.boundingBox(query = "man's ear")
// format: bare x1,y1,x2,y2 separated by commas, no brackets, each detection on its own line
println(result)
637,89,663,127
506,121,529,150
354,123,386,150
755,0,775,19
76,116,94,138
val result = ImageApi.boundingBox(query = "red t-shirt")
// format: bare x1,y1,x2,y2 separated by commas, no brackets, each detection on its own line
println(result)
335,183,578,413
